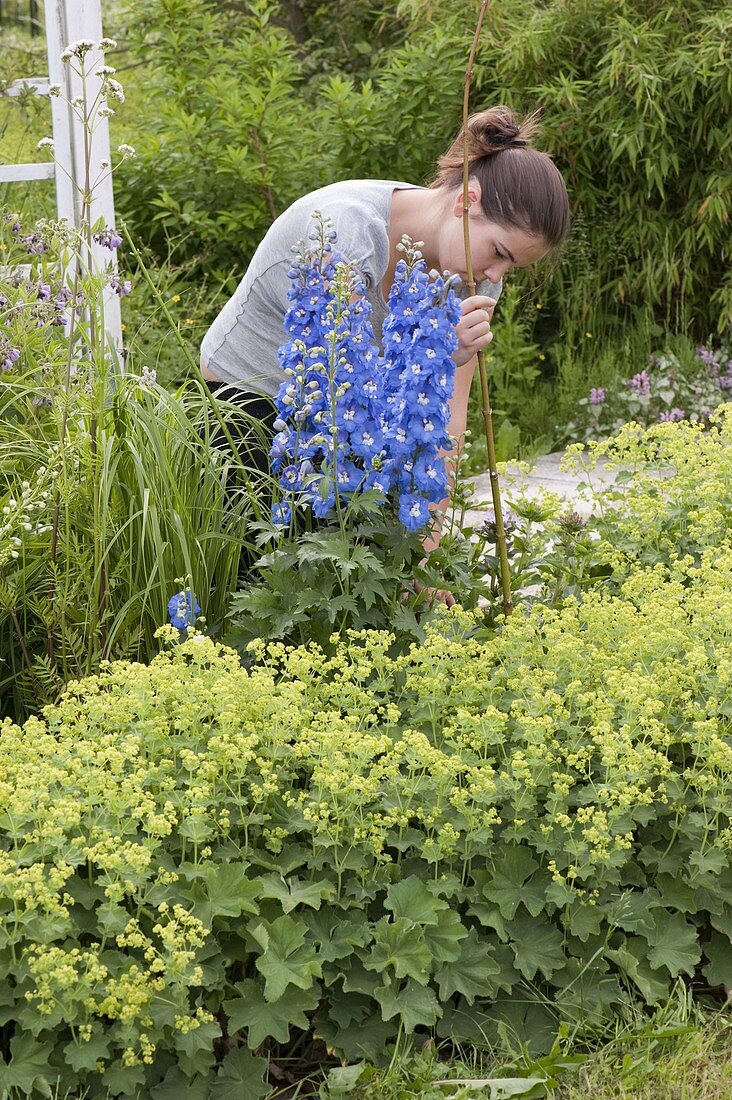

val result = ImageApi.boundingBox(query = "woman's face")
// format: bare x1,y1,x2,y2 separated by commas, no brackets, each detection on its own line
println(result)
440,186,550,285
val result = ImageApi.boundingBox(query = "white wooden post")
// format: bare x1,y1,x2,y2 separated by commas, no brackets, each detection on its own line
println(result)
45,0,122,350
1,0,122,350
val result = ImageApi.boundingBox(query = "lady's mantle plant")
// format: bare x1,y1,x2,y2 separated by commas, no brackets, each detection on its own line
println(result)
228,222,487,649
3,524,732,1095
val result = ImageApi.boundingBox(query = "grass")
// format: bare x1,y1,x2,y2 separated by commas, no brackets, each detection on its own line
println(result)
319,990,732,1100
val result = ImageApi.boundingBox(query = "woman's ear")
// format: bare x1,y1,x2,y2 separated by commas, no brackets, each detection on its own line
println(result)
452,179,482,218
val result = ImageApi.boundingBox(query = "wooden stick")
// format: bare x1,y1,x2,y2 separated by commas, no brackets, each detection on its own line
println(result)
461,0,513,615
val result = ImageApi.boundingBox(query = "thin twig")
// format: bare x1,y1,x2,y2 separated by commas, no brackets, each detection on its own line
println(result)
461,0,513,615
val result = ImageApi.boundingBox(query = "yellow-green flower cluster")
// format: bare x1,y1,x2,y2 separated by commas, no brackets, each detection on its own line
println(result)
1,458,731,1087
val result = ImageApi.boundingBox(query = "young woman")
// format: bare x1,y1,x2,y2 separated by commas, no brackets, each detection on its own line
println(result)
200,105,570,542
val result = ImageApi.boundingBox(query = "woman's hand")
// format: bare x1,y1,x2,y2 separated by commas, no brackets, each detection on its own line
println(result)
411,578,456,608
453,294,496,368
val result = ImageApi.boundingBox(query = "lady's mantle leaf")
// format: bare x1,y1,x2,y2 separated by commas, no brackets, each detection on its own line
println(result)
435,927,501,1002
508,912,566,980
251,915,322,1001
62,1030,112,1075
482,847,545,920
384,875,449,924
374,977,441,1030
225,979,319,1047
0,1033,54,1098
209,1049,269,1100
363,916,433,982
258,872,335,913
647,910,701,975
702,932,732,989
191,863,260,926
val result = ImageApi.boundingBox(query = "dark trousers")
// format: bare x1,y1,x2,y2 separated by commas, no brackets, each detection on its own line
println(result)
205,381,277,476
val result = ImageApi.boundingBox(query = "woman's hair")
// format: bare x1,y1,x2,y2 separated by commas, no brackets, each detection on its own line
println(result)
430,105,570,249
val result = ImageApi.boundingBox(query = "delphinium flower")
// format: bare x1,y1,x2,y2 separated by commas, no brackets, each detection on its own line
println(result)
270,214,382,522
167,590,201,632
21,232,46,256
716,361,732,391
589,387,606,405
271,224,463,533
376,242,461,531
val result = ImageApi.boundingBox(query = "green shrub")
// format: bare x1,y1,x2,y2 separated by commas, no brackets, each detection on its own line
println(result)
1,531,731,1093
116,0,731,343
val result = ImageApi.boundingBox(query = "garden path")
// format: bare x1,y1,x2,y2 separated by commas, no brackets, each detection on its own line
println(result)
460,451,619,529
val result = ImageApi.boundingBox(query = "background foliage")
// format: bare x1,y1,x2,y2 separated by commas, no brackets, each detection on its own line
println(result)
114,0,731,338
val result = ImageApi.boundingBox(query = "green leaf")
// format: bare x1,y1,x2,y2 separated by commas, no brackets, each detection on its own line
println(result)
607,889,657,935
175,1016,221,1078
341,957,383,998
435,927,501,1003
374,977,441,1031
653,873,696,913
711,909,732,939
702,933,732,990
0,1033,54,1097
315,1008,397,1064
101,1061,147,1096
251,915,322,1001
190,863,260,927
363,916,433,983
482,847,545,920
225,979,319,1047
304,910,370,963
423,908,468,964
467,902,510,941
647,910,701,975
258,872,335,914
151,1068,211,1099
319,1062,367,1098
384,875,448,925
608,938,670,1004
566,902,604,942
62,1029,112,1074
209,1048,269,1100
508,912,566,980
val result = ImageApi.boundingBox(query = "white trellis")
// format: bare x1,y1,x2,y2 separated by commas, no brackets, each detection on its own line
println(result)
1,0,122,346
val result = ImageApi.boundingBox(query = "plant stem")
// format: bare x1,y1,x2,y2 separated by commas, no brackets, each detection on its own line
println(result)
461,0,513,615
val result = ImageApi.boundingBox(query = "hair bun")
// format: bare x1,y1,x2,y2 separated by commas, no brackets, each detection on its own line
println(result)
471,110,532,155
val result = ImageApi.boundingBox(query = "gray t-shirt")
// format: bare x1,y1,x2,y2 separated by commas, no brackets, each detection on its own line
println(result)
200,179,501,397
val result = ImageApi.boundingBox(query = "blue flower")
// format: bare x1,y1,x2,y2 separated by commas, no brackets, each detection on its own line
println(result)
398,492,432,531
272,502,292,527
271,225,462,533
377,254,461,528
167,589,201,631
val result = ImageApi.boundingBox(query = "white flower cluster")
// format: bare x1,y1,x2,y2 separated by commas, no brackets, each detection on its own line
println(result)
0,479,53,566
60,39,97,63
